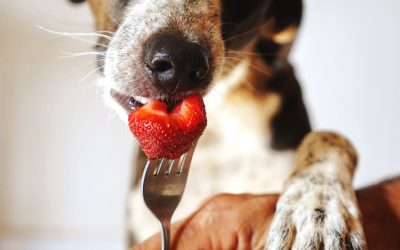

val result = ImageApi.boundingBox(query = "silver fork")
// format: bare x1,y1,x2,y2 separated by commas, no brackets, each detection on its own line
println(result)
141,146,196,250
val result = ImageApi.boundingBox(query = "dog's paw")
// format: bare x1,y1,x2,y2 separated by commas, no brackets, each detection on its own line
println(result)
266,174,366,250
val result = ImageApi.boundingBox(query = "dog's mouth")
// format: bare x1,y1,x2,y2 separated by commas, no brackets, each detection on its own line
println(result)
110,89,149,112
110,89,194,112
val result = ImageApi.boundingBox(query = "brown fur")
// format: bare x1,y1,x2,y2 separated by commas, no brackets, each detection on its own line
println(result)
295,132,358,174
87,0,116,32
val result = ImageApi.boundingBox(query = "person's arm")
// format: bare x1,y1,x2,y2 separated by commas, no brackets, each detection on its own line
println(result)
358,176,400,250
131,176,400,250
131,193,278,250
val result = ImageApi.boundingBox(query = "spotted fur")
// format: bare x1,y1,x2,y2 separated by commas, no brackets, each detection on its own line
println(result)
71,0,366,248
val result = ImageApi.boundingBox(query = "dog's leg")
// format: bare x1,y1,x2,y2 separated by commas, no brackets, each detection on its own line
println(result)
267,132,366,250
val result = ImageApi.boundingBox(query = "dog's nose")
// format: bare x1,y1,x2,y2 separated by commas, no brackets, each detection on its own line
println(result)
145,35,209,93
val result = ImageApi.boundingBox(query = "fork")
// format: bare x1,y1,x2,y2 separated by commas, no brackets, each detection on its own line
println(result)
141,146,196,250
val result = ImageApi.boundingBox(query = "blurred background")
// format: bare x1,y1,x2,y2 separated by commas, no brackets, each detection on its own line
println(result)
0,0,399,249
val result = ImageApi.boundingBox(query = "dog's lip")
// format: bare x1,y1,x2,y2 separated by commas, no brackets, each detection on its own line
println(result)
110,89,149,112
110,89,195,112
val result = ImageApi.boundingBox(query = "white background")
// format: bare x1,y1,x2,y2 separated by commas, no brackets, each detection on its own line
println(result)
1,0,399,249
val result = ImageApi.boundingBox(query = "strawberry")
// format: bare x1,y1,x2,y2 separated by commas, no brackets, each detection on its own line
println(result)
128,94,207,159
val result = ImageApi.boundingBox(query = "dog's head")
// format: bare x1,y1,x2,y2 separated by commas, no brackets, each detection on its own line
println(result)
71,0,272,117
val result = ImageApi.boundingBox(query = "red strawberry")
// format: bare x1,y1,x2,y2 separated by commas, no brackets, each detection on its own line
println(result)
128,94,207,159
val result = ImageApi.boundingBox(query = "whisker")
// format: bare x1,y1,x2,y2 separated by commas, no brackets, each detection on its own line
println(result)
37,25,113,39
95,30,115,35
60,51,107,58
225,56,270,77
223,57,242,68
217,21,237,27
37,25,110,48
226,50,277,57
72,58,105,72
107,11,120,26
212,61,261,95
223,22,267,43
79,65,105,83
206,60,245,102
238,75,259,93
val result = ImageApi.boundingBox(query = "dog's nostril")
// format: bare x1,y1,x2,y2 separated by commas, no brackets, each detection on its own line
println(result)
148,58,173,73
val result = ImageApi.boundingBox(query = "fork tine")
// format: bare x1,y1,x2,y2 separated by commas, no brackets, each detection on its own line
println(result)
144,159,159,177
172,157,181,174
166,159,177,175
178,146,196,174
154,158,166,175
160,159,171,175
177,154,187,173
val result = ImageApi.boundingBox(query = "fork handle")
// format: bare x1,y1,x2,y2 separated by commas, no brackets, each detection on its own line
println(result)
160,219,171,250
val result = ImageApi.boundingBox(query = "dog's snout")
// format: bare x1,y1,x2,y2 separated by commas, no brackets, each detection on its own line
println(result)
145,35,209,93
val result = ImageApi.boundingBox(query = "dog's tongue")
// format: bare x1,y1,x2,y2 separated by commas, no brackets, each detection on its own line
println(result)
128,94,207,159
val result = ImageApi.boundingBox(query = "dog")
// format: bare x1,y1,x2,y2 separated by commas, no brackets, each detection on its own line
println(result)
70,0,366,248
